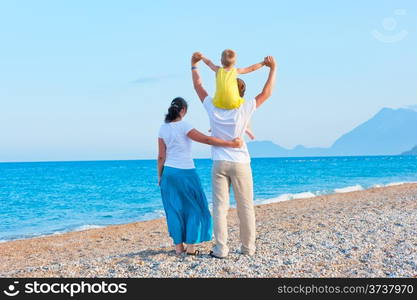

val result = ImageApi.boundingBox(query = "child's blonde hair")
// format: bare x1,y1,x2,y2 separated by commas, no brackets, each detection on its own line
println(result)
221,49,237,68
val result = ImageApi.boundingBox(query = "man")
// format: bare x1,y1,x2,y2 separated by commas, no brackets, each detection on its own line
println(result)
191,53,277,258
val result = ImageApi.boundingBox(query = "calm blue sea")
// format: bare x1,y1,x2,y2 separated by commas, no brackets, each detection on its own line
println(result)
1,156,417,242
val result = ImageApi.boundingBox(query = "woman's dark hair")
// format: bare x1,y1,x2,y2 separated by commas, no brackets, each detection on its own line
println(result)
165,97,188,123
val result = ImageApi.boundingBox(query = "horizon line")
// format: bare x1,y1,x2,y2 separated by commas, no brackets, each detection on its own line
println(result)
0,154,408,164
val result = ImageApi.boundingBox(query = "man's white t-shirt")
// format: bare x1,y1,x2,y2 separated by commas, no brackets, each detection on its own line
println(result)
203,96,256,163
158,120,195,169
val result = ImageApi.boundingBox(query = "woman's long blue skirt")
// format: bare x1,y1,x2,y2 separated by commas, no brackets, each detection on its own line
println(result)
160,166,212,245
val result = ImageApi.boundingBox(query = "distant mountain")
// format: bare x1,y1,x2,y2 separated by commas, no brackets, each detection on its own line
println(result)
247,141,288,157
247,141,330,157
401,145,417,156
330,107,417,155
248,107,417,157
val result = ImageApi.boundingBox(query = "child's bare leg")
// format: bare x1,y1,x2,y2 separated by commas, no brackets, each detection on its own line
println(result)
245,122,255,140
245,129,255,140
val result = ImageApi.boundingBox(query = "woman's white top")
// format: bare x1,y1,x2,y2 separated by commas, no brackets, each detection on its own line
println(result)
158,120,195,169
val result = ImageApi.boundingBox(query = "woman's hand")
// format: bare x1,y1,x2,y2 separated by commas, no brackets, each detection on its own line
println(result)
231,137,243,148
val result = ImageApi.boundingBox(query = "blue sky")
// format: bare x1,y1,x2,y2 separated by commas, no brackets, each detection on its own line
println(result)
1,0,416,162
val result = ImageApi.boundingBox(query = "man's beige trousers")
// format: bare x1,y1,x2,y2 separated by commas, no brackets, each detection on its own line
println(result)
211,160,256,257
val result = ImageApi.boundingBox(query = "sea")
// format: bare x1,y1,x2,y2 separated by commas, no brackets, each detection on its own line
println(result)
1,156,417,242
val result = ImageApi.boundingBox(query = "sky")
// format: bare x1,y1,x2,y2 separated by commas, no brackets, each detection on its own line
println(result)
1,0,416,162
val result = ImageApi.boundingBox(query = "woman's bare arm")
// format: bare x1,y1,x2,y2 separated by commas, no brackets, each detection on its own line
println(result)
187,129,242,148
157,138,166,185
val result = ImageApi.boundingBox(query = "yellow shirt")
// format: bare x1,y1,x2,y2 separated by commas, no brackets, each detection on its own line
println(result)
212,67,244,109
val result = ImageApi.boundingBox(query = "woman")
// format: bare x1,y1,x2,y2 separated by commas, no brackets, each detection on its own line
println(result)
158,97,242,255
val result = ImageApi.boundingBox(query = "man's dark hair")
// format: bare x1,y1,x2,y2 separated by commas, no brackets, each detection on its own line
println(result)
237,78,246,97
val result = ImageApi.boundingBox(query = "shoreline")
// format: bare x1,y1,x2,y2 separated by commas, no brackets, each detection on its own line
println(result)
1,181,415,244
1,183,416,277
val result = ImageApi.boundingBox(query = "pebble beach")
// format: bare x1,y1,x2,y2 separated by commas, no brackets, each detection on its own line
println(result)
0,184,416,278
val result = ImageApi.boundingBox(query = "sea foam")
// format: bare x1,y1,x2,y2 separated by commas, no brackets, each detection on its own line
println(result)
74,225,104,231
255,192,317,205
385,182,407,186
334,185,364,193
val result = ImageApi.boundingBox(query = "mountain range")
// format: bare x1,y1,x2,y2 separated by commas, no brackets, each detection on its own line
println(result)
401,145,417,156
248,107,417,157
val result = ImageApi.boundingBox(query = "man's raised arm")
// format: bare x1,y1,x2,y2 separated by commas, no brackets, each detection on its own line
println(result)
255,56,277,108
191,52,208,103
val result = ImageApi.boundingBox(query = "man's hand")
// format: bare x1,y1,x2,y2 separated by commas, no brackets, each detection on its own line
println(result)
191,52,208,101
264,56,276,69
192,52,202,66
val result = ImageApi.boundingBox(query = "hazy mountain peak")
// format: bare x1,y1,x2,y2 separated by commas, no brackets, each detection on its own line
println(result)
401,145,417,155
248,105,417,157
382,105,417,112
404,105,417,112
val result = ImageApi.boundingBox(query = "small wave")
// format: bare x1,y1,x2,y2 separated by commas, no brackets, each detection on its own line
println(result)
334,185,363,193
0,232,49,243
51,231,65,235
139,210,166,221
254,180,413,207
255,192,316,205
385,182,406,186
372,181,417,188
74,225,104,232
291,159,322,163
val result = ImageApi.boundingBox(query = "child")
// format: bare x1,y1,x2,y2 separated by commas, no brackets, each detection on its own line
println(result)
198,49,265,139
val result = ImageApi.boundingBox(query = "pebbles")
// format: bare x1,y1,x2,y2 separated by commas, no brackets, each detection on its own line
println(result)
0,184,416,278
